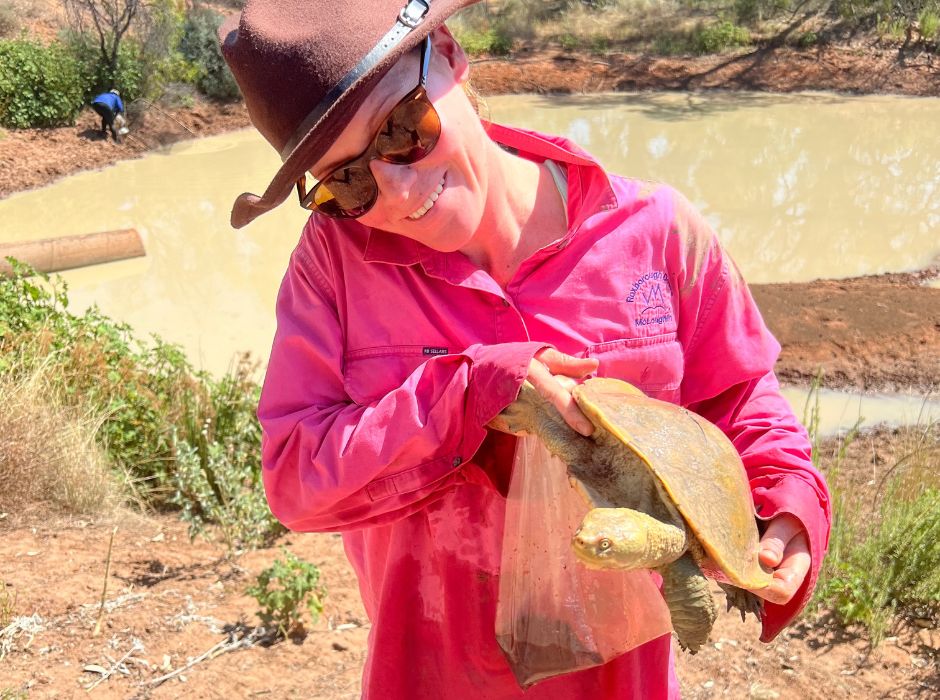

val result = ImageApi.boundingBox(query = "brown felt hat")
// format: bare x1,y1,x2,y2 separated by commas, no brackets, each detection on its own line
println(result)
219,0,479,228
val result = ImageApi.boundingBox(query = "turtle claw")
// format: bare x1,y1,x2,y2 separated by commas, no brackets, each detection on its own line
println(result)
718,583,765,623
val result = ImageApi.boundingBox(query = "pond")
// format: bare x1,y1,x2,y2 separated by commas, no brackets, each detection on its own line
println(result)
1,91,938,403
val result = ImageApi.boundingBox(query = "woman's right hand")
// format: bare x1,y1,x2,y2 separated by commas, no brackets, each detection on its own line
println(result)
527,348,598,437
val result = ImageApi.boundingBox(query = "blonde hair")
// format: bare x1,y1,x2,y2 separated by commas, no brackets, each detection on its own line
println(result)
463,79,489,120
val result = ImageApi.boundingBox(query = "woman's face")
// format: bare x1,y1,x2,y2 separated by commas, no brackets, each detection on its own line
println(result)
309,30,492,252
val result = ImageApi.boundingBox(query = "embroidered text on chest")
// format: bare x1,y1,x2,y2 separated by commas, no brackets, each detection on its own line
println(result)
626,271,673,327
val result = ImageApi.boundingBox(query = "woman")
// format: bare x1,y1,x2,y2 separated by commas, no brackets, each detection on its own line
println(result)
220,1,830,697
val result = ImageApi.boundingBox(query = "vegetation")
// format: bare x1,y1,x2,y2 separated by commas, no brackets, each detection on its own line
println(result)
0,39,84,128
0,581,15,628
449,0,940,54
246,550,327,638
806,380,940,644
0,260,281,549
0,0,241,128
178,8,240,101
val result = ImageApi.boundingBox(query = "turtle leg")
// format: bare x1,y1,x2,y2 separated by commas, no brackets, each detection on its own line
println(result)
660,553,717,654
717,582,765,622
489,381,593,468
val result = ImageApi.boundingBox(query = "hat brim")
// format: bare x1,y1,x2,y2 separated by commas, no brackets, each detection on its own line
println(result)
228,2,474,228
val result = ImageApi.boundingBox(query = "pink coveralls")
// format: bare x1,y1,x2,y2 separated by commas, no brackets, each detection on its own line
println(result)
258,123,831,699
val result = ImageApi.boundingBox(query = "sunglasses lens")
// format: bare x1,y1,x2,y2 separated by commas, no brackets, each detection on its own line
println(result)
311,166,377,218
375,94,441,164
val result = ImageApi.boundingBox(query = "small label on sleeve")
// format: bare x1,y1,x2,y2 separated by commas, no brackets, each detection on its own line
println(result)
423,346,449,356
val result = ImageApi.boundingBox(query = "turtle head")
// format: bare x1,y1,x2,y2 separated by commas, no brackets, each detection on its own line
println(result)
573,507,688,571
572,508,648,570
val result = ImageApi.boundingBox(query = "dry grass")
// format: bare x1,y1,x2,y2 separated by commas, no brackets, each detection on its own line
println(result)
0,364,118,515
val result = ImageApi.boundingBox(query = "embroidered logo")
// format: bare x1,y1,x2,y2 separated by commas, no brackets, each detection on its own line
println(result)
423,346,449,356
626,271,673,327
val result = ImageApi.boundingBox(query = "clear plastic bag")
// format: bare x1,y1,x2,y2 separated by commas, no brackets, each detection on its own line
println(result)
495,436,672,688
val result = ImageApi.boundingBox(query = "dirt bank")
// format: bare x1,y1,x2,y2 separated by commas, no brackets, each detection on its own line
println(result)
1,45,938,394
754,267,940,393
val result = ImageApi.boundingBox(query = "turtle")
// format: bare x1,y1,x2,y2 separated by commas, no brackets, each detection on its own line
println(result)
490,377,773,653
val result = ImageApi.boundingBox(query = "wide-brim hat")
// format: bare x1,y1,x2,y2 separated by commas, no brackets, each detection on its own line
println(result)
219,0,479,228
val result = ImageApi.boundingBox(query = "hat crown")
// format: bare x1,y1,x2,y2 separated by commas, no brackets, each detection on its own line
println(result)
222,0,430,152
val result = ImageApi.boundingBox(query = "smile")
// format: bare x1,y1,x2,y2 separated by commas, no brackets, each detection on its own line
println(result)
407,176,446,220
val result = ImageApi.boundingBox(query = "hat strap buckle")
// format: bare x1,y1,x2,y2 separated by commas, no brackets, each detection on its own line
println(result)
399,0,430,29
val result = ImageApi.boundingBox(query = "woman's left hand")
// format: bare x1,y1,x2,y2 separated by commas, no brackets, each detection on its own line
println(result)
750,513,811,606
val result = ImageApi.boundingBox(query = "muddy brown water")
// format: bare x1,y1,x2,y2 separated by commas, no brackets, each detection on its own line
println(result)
1,92,937,430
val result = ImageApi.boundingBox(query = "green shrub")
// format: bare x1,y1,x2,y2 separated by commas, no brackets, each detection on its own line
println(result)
588,34,610,54
0,39,84,128
796,31,819,47
815,484,940,643
247,550,327,638
692,20,752,54
920,10,940,40
0,261,274,548
453,26,513,56
558,32,579,51
179,9,241,100
170,357,283,551
63,32,145,102
806,374,940,643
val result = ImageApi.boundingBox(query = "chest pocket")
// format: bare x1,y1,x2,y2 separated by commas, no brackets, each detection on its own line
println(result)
343,345,446,406
585,334,684,404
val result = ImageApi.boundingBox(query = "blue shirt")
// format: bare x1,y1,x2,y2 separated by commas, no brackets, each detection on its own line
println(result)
91,92,124,114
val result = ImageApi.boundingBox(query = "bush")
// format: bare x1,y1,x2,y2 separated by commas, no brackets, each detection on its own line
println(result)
0,261,275,549
170,356,284,551
247,550,327,638
796,31,819,47
0,39,84,128
921,10,940,40
453,26,514,56
806,375,940,643
179,9,241,100
63,31,145,102
692,21,751,54
816,483,940,643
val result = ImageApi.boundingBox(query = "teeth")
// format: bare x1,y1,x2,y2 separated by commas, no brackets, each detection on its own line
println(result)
408,177,446,220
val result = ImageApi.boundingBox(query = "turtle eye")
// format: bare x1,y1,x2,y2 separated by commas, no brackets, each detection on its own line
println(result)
598,538,612,551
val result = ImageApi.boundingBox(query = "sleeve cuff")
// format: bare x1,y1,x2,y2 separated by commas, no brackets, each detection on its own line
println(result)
464,342,551,427
751,474,831,642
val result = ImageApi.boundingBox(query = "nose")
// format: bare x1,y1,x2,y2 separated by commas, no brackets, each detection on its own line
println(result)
370,159,418,211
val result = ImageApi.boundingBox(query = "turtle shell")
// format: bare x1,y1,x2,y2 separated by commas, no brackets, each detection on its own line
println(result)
573,377,772,590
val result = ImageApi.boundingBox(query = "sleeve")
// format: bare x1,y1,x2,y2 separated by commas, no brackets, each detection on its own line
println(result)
687,373,831,642
257,240,545,533
667,188,831,641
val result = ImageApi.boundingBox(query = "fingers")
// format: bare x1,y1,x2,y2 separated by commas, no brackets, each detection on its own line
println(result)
534,348,598,379
750,514,811,606
754,544,811,605
526,359,594,437
758,513,803,569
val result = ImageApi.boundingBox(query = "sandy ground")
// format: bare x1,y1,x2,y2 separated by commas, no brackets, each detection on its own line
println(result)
1,428,937,699
1,39,939,699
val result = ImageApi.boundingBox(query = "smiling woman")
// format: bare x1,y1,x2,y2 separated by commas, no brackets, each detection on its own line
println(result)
218,1,830,698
